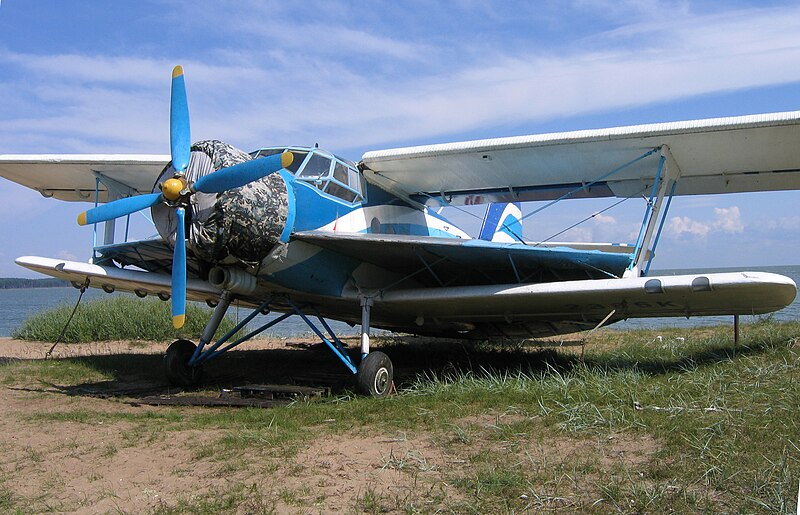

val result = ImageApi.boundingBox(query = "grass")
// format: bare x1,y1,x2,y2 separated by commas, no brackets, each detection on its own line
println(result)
0,320,799,512
11,296,237,342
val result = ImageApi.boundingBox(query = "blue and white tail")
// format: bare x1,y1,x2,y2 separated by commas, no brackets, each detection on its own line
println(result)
479,202,523,243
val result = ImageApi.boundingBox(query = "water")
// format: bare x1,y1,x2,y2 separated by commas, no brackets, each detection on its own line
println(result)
0,286,361,338
1,265,798,337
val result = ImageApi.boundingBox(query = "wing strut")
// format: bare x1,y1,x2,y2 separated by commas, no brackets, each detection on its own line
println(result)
626,145,682,276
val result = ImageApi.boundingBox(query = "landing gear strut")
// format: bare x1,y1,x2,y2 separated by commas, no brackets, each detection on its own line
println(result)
356,297,394,396
164,339,203,386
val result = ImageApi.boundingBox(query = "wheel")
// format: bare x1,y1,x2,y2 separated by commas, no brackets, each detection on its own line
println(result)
356,351,393,396
164,339,203,386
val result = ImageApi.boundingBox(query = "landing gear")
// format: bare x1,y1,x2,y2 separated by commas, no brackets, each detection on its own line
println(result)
165,339,203,386
160,290,394,396
356,351,393,397
355,297,393,396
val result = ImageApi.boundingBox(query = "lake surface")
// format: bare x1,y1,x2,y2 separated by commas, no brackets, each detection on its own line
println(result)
0,286,361,338
1,265,798,337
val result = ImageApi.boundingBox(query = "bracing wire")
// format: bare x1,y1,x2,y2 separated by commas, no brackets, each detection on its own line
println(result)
45,278,90,359
533,191,644,246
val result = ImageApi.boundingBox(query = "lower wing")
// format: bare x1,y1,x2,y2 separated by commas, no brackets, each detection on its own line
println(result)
16,256,220,304
374,271,797,337
16,255,796,339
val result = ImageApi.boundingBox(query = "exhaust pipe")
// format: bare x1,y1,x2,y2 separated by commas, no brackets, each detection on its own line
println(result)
208,267,258,295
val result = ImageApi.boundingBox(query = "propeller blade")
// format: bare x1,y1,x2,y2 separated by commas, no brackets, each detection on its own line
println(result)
193,152,293,194
170,65,191,173
77,192,162,226
172,207,187,329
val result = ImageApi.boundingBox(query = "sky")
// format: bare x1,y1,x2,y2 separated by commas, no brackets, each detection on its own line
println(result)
2,0,800,277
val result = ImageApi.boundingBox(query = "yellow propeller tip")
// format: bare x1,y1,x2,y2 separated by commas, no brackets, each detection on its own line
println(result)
172,65,184,78
77,212,87,226
172,314,186,329
281,151,294,168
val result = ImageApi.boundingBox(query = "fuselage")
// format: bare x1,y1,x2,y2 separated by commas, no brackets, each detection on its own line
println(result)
248,147,471,301
253,146,469,239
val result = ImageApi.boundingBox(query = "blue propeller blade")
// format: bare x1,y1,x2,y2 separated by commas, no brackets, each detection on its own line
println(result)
170,66,191,174
193,152,292,194
172,207,187,329
77,192,162,226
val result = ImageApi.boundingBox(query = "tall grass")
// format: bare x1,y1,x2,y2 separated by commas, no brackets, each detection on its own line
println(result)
12,296,236,342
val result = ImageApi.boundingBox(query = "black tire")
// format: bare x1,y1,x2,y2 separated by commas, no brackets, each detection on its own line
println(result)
356,351,393,397
164,339,203,386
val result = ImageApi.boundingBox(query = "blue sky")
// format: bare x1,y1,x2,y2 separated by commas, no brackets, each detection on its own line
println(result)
2,0,800,276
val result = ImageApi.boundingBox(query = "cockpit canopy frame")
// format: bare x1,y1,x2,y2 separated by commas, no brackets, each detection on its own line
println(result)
252,147,364,203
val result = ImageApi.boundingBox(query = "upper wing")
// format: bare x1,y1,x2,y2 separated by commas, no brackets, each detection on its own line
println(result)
361,111,800,206
0,154,170,202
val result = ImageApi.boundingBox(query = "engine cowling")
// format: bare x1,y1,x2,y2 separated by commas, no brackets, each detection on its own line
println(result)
152,139,289,266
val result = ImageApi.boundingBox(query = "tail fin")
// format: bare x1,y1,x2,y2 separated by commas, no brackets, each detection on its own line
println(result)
479,202,523,242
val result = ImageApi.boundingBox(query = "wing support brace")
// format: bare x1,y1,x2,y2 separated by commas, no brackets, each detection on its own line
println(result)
626,145,682,277
186,293,359,375
91,171,144,246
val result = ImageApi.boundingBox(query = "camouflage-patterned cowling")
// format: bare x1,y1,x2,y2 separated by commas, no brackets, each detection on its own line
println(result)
152,139,290,266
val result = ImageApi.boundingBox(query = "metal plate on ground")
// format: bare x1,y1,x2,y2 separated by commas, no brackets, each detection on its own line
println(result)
133,383,329,408
233,383,328,399
134,395,290,408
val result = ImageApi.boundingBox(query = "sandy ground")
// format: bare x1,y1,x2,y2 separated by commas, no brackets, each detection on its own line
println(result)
0,337,474,513
0,336,658,513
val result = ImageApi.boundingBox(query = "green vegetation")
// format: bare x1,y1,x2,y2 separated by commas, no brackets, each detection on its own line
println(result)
11,296,236,342
0,320,798,512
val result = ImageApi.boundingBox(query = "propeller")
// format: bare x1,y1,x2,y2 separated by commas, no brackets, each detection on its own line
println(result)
77,65,293,328
170,66,191,174
172,207,187,329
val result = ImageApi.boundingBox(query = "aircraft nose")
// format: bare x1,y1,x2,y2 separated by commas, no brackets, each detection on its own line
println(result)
210,173,290,263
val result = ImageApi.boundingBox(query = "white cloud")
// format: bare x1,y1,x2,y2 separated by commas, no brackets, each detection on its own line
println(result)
560,227,594,243
592,213,617,225
667,206,744,239
668,216,710,238
763,216,800,231
712,206,744,233
3,3,800,155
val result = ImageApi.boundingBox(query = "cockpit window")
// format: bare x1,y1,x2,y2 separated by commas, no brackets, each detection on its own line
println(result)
299,153,332,178
333,162,348,184
286,150,308,174
255,148,283,159
324,181,358,202
348,168,360,189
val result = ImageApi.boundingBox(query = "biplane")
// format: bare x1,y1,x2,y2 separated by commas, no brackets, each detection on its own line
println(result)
0,66,797,395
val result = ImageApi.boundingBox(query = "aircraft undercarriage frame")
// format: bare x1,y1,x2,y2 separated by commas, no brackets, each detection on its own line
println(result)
165,291,394,396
